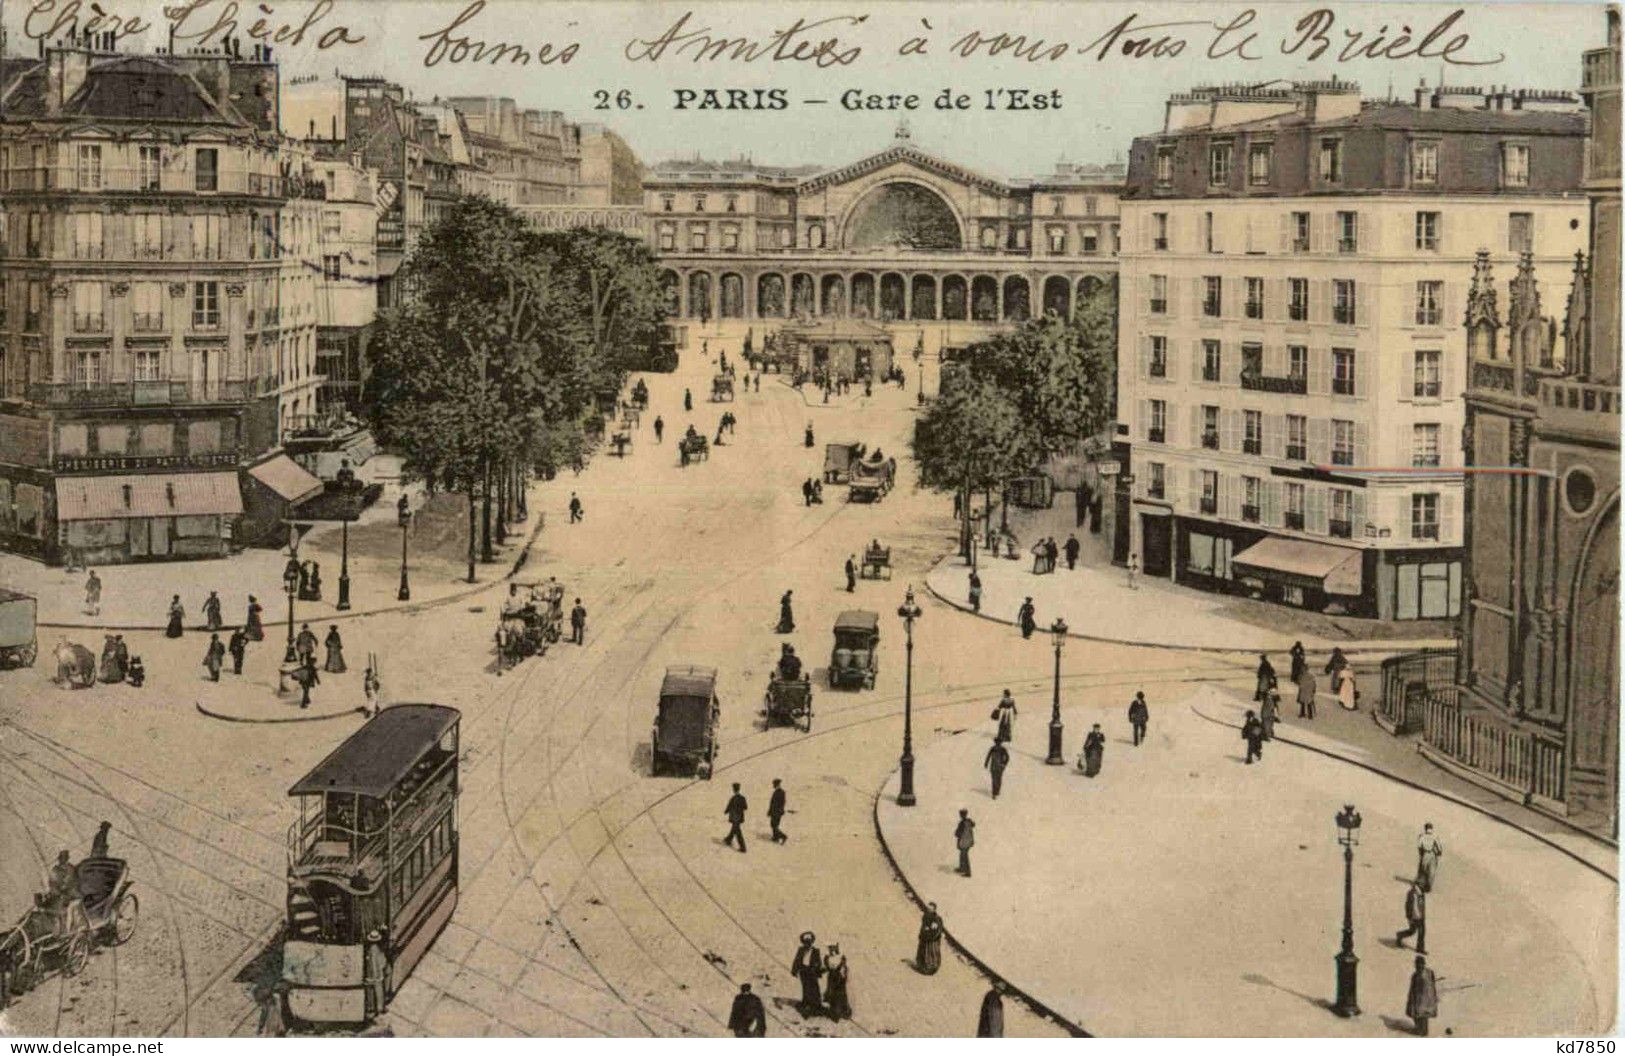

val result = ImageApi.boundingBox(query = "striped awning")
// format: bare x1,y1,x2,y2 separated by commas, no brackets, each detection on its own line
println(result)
56,472,243,521
1233,537,1363,596
248,454,324,504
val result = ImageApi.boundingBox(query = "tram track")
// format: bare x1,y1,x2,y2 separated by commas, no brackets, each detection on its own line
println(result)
0,753,76,1037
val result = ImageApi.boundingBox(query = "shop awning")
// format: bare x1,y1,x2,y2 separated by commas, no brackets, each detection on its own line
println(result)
1233,536,1363,596
248,455,324,505
56,472,244,521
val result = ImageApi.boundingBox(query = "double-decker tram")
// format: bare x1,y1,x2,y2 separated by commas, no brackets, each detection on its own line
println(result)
281,705,460,1025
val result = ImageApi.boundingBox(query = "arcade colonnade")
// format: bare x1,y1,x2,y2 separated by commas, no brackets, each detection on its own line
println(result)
661,264,1117,323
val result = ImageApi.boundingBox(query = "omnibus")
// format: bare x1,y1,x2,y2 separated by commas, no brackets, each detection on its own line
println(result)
281,704,460,1025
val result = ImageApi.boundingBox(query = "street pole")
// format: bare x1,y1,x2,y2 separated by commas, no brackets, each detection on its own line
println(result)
336,520,351,610
897,586,922,807
1046,618,1068,764
1333,805,1362,1017
397,493,412,602
283,558,299,665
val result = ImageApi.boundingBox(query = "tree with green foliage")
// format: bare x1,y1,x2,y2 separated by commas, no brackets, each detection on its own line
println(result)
911,374,1034,564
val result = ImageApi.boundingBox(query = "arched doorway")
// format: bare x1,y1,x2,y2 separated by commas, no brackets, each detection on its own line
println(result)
821,274,847,317
844,182,963,251
719,273,745,319
879,273,906,321
1002,276,1030,322
1077,274,1103,307
688,272,713,321
1567,495,1620,797
911,275,938,320
851,273,876,319
790,273,816,318
659,269,680,315
942,275,968,321
1043,276,1072,319
971,276,998,322
758,273,786,317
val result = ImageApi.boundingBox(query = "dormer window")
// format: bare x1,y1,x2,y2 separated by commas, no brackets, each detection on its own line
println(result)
1411,142,1439,185
1208,143,1232,187
1502,143,1530,187
1154,147,1174,186
1318,138,1342,183
1247,144,1272,186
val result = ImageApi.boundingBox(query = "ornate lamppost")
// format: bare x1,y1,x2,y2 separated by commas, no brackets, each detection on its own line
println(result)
1333,804,1363,1017
1046,617,1068,764
896,585,923,807
397,493,412,602
282,557,301,664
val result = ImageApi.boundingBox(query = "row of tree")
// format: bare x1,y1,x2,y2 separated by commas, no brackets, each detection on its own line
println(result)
911,283,1118,560
363,196,667,579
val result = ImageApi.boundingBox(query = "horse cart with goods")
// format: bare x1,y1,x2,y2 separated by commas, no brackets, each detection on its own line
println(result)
652,666,720,778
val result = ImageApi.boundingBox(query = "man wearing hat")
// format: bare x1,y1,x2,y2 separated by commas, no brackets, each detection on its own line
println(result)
1406,954,1439,1035
728,982,767,1036
723,783,748,853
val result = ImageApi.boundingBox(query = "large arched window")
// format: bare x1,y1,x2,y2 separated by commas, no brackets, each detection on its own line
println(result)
845,183,962,251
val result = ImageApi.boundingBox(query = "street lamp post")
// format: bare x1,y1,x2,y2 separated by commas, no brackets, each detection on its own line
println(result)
282,558,301,664
896,586,923,807
336,517,352,611
1046,618,1068,764
397,493,412,602
1333,804,1363,1017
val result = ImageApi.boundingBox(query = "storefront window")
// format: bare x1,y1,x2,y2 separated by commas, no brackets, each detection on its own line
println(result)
1393,561,1461,620
57,423,89,456
96,424,130,454
138,423,174,455
1185,531,1233,579
188,420,222,455
0,479,13,532
15,482,42,537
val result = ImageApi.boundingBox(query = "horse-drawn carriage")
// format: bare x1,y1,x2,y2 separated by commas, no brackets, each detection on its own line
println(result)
652,665,720,777
829,610,880,690
861,542,892,580
848,453,896,503
0,589,37,669
2,857,138,996
630,379,650,409
496,584,564,669
679,432,709,464
610,430,633,457
51,639,97,689
824,442,866,484
711,374,735,402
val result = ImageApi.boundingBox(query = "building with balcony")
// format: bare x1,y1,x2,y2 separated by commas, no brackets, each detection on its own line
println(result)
1116,79,1588,619
307,156,378,417
0,37,289,564
645,126,1122,337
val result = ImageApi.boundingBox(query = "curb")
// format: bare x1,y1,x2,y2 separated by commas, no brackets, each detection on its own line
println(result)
1187,698,1618,883
34,513,549,634
869,784,1092,1038
921,555,1455,658
195,701,368,724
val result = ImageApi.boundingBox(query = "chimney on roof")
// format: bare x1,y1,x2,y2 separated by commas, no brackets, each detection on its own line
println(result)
45,44,92,114
1414,78,1428,108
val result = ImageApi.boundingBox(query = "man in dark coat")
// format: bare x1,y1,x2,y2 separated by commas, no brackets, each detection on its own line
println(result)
1254,654,1277,702
1017,597,1036,639
1289,640,1307,683
1396,880,1427,954
845,554,857,592
654,416,665,443
768,778,788,844
1406,955,1439,1035
728,983,767,1036
954,809,975,877
777,591,795,634
228,628,248,675
203,633,225,682
1063,533,1080,570
569,492,583,524
723,783,748,852
298,655,320,709
295,623,318,666
977,985,1005,1037
1296,671,1317,719
1128,692,1149,746
90,821,112,859
791,932,823,1016
570,599,587,645
1242,710,1265,763
983,741,1010,798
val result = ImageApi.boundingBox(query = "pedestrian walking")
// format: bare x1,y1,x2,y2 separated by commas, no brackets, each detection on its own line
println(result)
1127,555,1140,590
983,740,1009,798
569,492,583,524
1405,956,1440,1035
1338,666,1359,711
90,820,112,859
84,569,102,616
98,635,122,684
953,491,963,519
1296,670,1317,719
791,933,824,1017
1080,724,1106,776
968,570,982,613
203,633,225,682
165,595,185,638
768,778,788,843
228,628,247,675
295,623,318,665
845,554,857,592
976,985,1005,1037
915,902,943,975
802,479,813,506
1128,691,1149,746
1031,539,1049,575
245,595,265,641
363,659,382,715
1324,646,1349,693
654,416,665,443
1415,823,1444,892
722,783,748,852
1242,710,1265,763
1064,533,1080,570
1289,640,1307,683
1044,537,1059,574
823,944,851,1021
323,626,346,674
202,590,222,631
954,809,975,877
1254,653,1277,702
1396,879,1427,954
1017,596,1036,639
728,983,767,1037
684,388,693,412
1259,689,1280,741
777,590,796,633
298,655,320,709
570,599,587,645
991,689,1017,743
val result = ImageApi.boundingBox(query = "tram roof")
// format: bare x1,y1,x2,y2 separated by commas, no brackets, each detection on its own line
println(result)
289,704,461,798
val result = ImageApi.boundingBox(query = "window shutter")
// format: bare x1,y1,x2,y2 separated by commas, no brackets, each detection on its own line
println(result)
1166,401,1180,445
1223,474,1240,519
1164,213,1177,253
1308,348,1330,395
1494,213,1510,255
1309,418,1331,464
1314,211,1334,253
1363,210,1381,255
1442,347,1460,402
1137,398,1149,438
1312,280,1330,324
1263,480,1281,526
1353,490,1370,535
1137,276,1149,316
1441,491,1459,543
1443,281,1460,330
1355,350,1372,401
1137,337,1149,381
1187,468,1202,513
1168,275,1181,317
1307,486,1328,534
1264,413,1283,457
1278,212,1291,252
1165,339,1178,381
1189,404,1201,444
1354,422,1370,467
1442,424,1458,468
1399,350,1414,403
1436,213,1447,255
1191,340,1204,383
1268,278,1288,322
1265,342,1284,375
1220,409,1238,451
1167,470,1183,510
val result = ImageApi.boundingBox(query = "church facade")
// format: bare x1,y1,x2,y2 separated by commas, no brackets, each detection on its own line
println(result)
645,131,1123,326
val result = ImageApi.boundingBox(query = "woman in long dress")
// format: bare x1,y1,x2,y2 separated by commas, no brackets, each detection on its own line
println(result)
1080,724,1106,777
323,626,347,674
1337,668,1358,711
98,635,123,683
165,595,185,638
992,691,1017,744
822,944,851,1021
915,903,943,975
245,596,265,641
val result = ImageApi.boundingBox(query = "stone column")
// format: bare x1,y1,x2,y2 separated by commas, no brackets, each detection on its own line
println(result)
108,282,129,380
226,283,247,393
902,274,912,321
48,282,69,383
167,282,188,385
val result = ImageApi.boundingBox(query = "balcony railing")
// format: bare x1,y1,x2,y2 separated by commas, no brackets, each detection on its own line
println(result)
1333,377,1356,396
1333,305,1356,325
1414,381,1441,399
1153,237,1168,250
1149,299,1166,314
1199,496,1218,514
1240,371,1308,395
1241,503,1260,523
1201,366,1221,383
1202,300,1221,317
1329,517,1353,538
1147,481,1165,499
25,378,264,407
1285,443,1306,461
1291,237,1310,252
1412,522,1440,541
1415,307,1442,326
1332,449,1354,466
73,314,106,333
3,166,289,197
131,313,165,332
1284,511,1305,530
1245,301,1263,319
1149,360,1166,378
1412,454,1441,468
1242,438,1262,455
1147,427,1166,444
1201,431,1220,450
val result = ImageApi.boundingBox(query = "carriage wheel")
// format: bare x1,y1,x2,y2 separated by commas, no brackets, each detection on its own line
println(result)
11,960,36,995
801,707,813,733
109,893,139,947
62,932,91,977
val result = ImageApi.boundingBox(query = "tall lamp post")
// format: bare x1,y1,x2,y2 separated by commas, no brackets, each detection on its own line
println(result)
1046,617,1068,764
397,493,412,602
1332,804,1363,1017
896,585,923,807
282,558,301,664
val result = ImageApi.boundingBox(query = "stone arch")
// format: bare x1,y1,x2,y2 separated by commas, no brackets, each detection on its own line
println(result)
971,275,999,322
942,274,968,321
851,273,876,320
1077,274,1105,305
688,271,713,321
719,272,746,319
911,274,938,321
1003,275,1030,322
821,274,847,317
1043,275,1072,319
758,273,787,318
659,269,680,315
790,273,817,318
1565,490,1620,777
841,179,965,251
879,273,907,321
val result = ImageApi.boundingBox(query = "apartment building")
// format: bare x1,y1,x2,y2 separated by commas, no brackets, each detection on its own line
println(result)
308,157,378,416
1116,80,1588,620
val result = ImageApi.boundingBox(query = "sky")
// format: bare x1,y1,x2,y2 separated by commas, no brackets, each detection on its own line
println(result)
2,0,1609,177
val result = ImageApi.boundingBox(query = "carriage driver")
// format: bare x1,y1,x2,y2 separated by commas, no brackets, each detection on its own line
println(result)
777,644,805,682
45,851,79,927
501,584,527,619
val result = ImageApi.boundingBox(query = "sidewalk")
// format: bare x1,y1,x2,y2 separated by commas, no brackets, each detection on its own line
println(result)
924,549,1455,654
